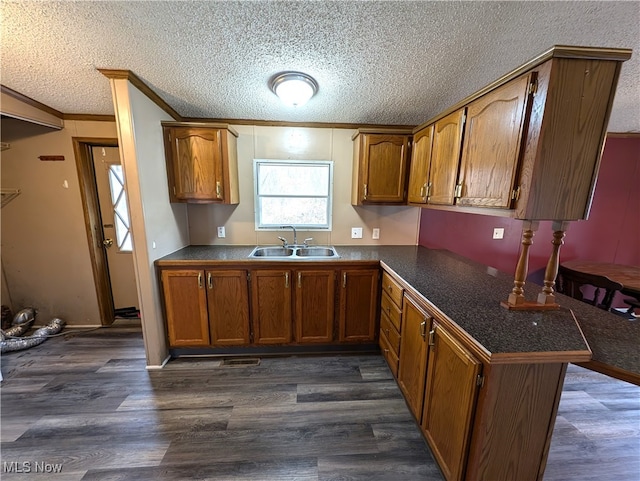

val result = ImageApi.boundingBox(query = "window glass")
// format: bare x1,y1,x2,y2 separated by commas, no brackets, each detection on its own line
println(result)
254,160,333,230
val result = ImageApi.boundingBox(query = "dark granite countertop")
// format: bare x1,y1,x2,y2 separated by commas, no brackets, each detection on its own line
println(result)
156,245,639,376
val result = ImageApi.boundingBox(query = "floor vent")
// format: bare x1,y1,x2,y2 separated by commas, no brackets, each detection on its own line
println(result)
221,358,261,367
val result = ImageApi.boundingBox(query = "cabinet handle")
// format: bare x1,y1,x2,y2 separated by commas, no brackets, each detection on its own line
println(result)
207,272,212,289
420,183,427,198
384,348,389,354
343,272,347,288
428,329,435,347
198,272,203,289
420,320,427,339
215,181,222,199
285,272,289,288
297,272,302,288
363,183,368,199
427,182,432,197
454,183,463,199
385,328,390,335
387,285,392,293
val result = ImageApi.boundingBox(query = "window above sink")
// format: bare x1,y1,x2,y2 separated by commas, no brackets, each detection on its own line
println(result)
253,159,334,231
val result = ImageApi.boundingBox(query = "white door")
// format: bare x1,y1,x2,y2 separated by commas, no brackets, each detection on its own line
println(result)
92,146,139,312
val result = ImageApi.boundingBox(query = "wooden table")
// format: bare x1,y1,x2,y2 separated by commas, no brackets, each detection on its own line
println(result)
561,260,640,298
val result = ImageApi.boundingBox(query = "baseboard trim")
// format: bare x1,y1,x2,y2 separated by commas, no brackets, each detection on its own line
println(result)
145,354,171,370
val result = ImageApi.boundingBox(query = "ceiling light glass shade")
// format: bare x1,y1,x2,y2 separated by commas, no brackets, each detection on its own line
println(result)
270,72,318,107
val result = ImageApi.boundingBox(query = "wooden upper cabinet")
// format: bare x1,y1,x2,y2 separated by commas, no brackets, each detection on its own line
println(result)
428,109,466,205
294,269,335,344
161,269,209,347
422,322,481,481
407,125,434,204
456,74,534,209
250,269,292,345
515,57,622,220
206,270,250,346
162,122,239,204
352,130,412,205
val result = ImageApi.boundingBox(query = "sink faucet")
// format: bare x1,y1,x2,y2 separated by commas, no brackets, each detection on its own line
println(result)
280,225,297,246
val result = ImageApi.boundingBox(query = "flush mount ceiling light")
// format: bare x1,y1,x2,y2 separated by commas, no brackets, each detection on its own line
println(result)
270,71,318,107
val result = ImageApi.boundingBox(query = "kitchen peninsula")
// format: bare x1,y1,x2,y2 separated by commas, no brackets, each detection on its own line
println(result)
156,244,639,481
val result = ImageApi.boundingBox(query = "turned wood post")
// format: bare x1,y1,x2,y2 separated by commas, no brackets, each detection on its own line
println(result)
537,221,570,305
507,220,539,306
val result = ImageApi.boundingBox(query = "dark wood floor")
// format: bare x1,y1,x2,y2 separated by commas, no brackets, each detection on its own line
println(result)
1,321,638,481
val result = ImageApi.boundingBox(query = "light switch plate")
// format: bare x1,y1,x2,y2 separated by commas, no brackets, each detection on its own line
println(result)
492,227,504,239
217,226,226,238
372,228,380,240
351,227,363,239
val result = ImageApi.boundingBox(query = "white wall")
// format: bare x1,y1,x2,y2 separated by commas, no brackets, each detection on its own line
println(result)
109,79,189,367
188,126,420,246
1,120,117,325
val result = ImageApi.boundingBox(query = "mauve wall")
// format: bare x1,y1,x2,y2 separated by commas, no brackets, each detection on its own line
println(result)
418,137,640,285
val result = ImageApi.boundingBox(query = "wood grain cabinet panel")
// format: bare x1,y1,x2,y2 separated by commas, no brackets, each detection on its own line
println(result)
338,268,379,342
456,74,533,208
206,270,250,346
294,270,335,343
250,269,292,344
161,269,210,347
421,322,481,481
428,109,466,205
352,130,412,205
162,123,239,204
411,47,630,220
407,125,434,204
397,294,431,421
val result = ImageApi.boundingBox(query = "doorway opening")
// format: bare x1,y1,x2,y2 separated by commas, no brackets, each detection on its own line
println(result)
73,138,139,326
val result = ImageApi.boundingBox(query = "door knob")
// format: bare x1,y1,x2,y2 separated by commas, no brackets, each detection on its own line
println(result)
103,238,114,248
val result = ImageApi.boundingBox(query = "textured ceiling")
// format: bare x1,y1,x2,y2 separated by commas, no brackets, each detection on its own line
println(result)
2,1,639,131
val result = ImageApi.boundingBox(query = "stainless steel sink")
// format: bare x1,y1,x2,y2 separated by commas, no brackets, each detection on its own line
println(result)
248,245,339,259
296,247,336,257
250,247,294,257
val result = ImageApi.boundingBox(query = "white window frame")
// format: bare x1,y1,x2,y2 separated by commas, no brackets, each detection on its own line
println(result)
253,159,334,231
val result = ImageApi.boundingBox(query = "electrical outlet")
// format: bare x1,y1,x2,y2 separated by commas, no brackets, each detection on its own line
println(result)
351,227,363,239
217,226,226,238
492,228,504,240
372,228,380,240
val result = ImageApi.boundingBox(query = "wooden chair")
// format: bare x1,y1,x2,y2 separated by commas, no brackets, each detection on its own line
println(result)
557,265,623,311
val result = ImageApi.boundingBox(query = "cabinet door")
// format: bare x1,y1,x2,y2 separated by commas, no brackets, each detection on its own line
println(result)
422,322,481,481
407,125,434,204
457,74,533,208
361,134,410,203
161,269,209,347
295,270,335,343
251,270,292,344
338,268,379,342
428,109,465,205
206,270,250,346
170,127,223,202
397,295,430,420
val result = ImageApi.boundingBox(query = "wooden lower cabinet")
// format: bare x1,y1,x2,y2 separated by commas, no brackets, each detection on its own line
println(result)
421,321,481,481
161,269,210,347
338,268,379,341
206,270,250,345
294,270,335,343
160,264,380,349
397,295,431,420
250,269,292,344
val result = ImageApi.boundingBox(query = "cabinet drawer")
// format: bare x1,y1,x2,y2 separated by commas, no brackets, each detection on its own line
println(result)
381,291,402,332
380,312,401,354
382,271,404,308
380,331,399,378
